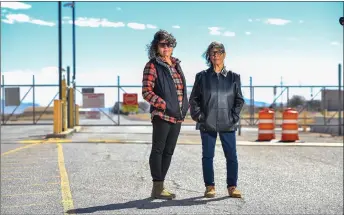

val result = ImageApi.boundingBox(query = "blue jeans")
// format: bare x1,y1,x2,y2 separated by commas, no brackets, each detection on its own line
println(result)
200,131,238,188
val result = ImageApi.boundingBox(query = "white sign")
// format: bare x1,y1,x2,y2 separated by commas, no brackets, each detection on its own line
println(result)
86,111,101,119
82,93,105,108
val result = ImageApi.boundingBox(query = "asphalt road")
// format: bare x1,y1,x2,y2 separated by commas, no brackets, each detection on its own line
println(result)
2,113,343,144
1,142,343,215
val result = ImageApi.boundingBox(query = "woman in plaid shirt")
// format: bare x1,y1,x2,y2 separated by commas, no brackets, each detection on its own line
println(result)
142,30,189,200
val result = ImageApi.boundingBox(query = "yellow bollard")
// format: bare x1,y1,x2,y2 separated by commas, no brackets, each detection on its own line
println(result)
68,88,74,128
75,104,79,126
61,79,68,131
53,100,62,134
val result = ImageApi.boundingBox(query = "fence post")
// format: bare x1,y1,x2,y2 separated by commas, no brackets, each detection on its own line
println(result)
75,104,79,126
338,63,342,136
32,75,36,124
61,79,67,131
1,75,4,124
68,87,74,128
117,75,120,126
67,66,70,128
286,87,289,107
249,77,253,125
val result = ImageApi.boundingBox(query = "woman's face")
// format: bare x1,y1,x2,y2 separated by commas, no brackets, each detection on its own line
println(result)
157,40,173,58
209,48,226,65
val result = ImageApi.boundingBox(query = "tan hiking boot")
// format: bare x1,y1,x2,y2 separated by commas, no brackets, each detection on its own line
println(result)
151,181,175,200
204,186,216,198
228,186,242,198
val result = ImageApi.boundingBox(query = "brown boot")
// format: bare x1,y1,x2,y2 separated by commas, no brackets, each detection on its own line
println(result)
151,181,175,200
228,186,242,198
204,186,216,198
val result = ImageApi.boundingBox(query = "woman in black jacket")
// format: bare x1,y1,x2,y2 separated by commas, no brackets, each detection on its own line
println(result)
189,41,245,198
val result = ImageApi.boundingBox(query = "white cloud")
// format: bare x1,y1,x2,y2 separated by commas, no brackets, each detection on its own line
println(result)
172,25,180,29
248,19,253,22
30,19,55,27
265,18,291,25
116,7,121,11
245,32,251,35
223,31,235,37
299,20,304,24
1,2,31,10
208,27,235,37
69,17,125,28
1,13,55,26
208,27,222,35
127,22,146,30
146,24,157,29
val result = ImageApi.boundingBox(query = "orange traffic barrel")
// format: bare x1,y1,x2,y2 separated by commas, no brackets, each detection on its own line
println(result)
281,108,299,142
257,108,275,141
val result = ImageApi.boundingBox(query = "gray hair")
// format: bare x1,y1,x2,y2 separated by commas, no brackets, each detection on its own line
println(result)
146,29,177,60
202,41,226,67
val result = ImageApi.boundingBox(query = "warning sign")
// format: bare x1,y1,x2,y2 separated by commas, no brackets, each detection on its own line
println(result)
122,93,138,113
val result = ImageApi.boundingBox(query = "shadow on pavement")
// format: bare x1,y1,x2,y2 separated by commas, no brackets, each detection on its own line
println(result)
67,196,229,214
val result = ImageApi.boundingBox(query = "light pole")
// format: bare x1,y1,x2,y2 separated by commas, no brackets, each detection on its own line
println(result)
58,2,62,100
64,2,76,126
63,2,76,86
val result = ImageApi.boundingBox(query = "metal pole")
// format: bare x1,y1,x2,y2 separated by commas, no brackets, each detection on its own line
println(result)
117,76,120,125
67,66,70,128
67,66,70,86
287,87,290,107
338,63,342,136
1,75,4,124
58,2,62,100
33,75,36,124
249,77,253,125
72,2,76,87
73,61,76,126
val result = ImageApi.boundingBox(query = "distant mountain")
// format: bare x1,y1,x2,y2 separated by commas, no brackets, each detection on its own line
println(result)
243,98,270,107
0,100,40,114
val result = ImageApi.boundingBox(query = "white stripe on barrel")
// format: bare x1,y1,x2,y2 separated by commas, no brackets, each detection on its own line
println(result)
258,119,274,124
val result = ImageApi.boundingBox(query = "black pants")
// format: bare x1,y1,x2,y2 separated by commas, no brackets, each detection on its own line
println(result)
149,116,181,182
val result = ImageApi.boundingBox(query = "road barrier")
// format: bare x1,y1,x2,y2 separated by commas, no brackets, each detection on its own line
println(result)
257,108,275,141
281,108,299,142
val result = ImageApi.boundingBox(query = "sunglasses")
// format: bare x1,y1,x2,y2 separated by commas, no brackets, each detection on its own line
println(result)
209,50,224,56
158,42,175,48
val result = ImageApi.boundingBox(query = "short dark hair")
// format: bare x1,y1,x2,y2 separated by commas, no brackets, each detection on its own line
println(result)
146,29,177,60
202,41,226,67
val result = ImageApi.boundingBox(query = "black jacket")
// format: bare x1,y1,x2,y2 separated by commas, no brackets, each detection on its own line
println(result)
189,67,245,132
149,57,189,120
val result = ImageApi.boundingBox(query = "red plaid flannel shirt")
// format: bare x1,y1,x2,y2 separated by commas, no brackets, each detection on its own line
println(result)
142,57,184,123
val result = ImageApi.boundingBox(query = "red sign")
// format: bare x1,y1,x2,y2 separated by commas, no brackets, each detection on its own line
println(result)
123,93,138,105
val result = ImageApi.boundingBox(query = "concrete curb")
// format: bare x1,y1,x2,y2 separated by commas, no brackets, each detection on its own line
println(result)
45,126,82,139
18,138,343,147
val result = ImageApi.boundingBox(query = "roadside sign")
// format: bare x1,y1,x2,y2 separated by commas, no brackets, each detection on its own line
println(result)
86,111,101,119
122,93,138,113
5,87,20,106
82,93,105,108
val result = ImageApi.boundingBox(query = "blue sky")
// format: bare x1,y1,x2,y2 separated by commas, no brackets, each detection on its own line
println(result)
1,1,343,107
